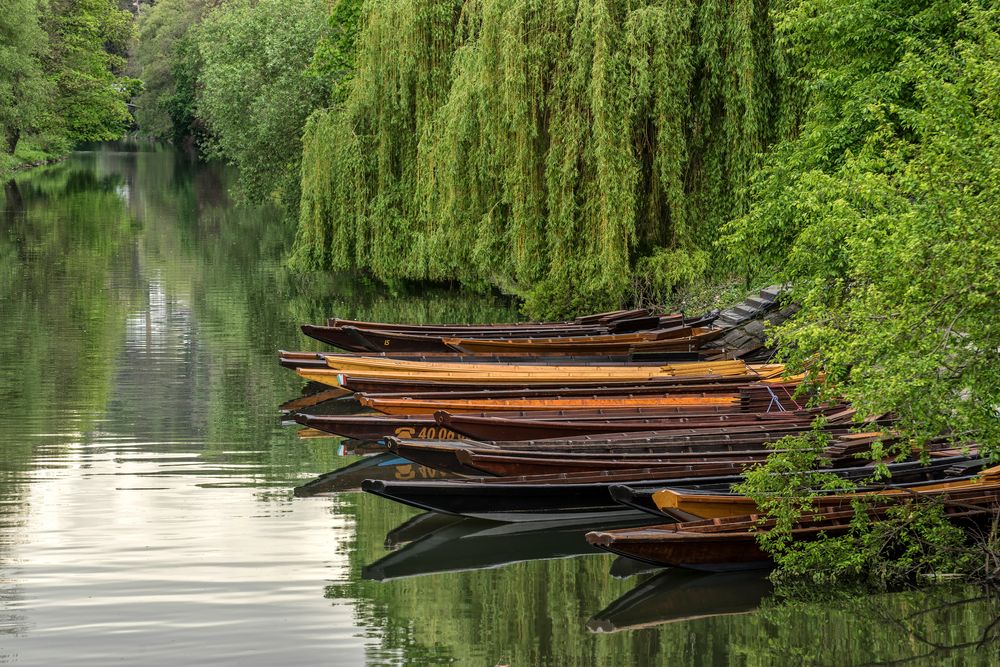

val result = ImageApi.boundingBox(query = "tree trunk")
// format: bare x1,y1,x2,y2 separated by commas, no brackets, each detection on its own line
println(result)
6,127,21,155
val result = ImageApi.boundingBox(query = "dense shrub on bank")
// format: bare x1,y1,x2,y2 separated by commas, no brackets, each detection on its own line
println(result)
0,0,136,172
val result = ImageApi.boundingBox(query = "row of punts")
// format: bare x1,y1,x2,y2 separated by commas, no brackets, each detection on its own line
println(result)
281,303,992,575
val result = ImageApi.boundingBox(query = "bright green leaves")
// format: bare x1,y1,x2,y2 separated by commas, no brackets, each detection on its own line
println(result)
193,0,330,208
722,0,1000,586
45,0,138,144
0,0,50,157
295,0,789,316
725,0,1000,452
133,0,216,144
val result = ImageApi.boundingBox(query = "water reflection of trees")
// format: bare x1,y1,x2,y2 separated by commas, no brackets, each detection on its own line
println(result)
321,491,1000,665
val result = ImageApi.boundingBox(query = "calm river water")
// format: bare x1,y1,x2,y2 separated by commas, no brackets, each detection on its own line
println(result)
0,143,997,665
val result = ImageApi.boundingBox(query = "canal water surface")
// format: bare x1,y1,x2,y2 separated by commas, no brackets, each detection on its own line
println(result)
1,144,997,665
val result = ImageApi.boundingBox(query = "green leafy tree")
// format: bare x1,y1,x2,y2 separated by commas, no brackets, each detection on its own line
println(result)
309,0,364,104
44,0,140,143
723,0,1000,450
0,0,51,155
132,0,217,144
194,0,329,207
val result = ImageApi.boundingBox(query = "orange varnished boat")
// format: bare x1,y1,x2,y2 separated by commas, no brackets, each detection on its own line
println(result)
296,361,785,390
320,355,756,376
357,393,740,415
587,488,1000,571
651,465,1000,521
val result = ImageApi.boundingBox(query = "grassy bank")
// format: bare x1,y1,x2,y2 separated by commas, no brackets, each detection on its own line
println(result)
1,135,70,178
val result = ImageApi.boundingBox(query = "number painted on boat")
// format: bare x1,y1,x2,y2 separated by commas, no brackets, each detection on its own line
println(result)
394,426,458,440
394,464,449,480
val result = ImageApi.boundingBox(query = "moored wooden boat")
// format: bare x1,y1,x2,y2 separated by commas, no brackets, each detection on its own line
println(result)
280,350,713,369
586,490,1000,571
444,327,726,355
336,372,745,395
651,464,999,521
351,377,756,401
611,455,988,519
322,355,760,377
294,413,464,441
434,407,841,440
302,309,683,352
454,451,767,476
297,360,784,390
295,406,822,442
363,393,741,416
330,308,661,332
356,454,985,523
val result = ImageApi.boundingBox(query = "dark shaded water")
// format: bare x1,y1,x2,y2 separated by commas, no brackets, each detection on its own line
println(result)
0,144,997,665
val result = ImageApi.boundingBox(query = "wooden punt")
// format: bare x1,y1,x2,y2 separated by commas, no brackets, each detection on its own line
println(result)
363,393,740,416
337,372,747,395
384,426,856,460
330,313,699,354
360,455,986,524
387,441,785,478
343,325,622,353
651,465,1000,521
434,408,835,440
448,437,925,476
445,327,726,355
293,413,464,441
294,405,758,442
330,308,661,332
360,469,747,522
282,350,707,369
320,353,674,375
456,417,873,449
321,354,754,377
611,456,987,518
351,377,756,401
469,429,953,464
585,492,1000,572
474,428,861,454
457,450,772,476
298,360,780,390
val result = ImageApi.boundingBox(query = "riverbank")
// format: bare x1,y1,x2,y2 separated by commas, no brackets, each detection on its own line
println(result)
1,137,70,179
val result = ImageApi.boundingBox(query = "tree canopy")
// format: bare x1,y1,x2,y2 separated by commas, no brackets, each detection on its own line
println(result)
724,0,1000,449
294,0,797,317
0,0,137,167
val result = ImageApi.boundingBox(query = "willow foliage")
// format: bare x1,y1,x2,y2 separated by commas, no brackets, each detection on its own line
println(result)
296,0,794,316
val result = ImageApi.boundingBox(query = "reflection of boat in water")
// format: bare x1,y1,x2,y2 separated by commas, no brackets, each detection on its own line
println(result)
294,453,462,496
363,514,648,581
608,556,663,579
587,570,772,633
383,511,465,548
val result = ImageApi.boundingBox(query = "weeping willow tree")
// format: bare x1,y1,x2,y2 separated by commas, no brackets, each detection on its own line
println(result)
295,0,796,317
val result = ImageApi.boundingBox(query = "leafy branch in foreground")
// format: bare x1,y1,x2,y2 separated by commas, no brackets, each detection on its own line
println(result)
736,427,1000,589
